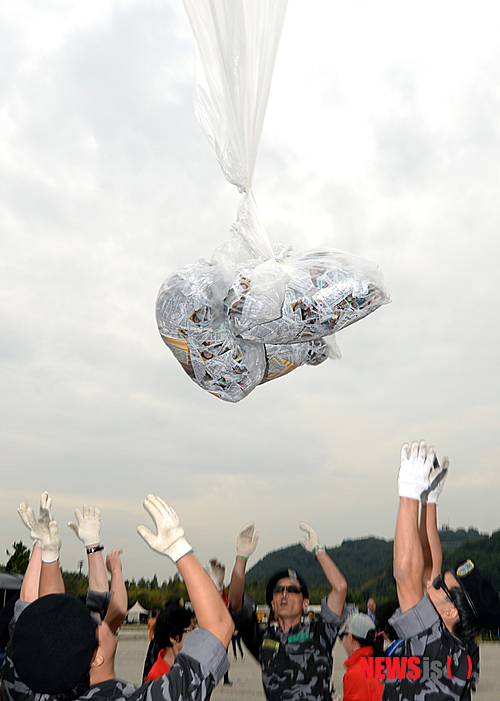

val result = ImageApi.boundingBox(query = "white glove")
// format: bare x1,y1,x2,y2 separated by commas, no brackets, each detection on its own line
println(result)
423,455,449,505
206,558,225,591
299,522,324,556
137,495,192,563
18,492,53,543
68,505,101,547
38,492,53,528
17,493,61,563
398,440,437,501
236,523,259,560
39,520,62,563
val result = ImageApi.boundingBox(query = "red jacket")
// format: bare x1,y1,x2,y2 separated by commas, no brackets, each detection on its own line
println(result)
145,649,171,682
343,646,383,701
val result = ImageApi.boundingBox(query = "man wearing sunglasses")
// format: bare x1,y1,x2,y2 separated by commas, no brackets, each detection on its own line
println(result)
228,521,347,701
384,440,500,701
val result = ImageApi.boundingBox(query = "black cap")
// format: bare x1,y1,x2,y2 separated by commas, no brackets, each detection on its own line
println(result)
455,559,500,630
11,594,98,694
265,568,309,606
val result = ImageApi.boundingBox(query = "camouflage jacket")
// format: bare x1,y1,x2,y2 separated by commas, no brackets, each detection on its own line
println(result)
382,595,479,701
232,595,341,701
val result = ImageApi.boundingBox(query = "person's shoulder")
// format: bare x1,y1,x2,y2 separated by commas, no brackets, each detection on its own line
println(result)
85,679,137,701
316,598,343,629
389,595,439,640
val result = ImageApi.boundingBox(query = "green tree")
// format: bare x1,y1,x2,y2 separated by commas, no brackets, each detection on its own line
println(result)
6,541,30,574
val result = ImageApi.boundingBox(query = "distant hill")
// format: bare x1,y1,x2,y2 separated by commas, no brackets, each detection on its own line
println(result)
247,537,393,590
439,526,485,550
246,527,500,599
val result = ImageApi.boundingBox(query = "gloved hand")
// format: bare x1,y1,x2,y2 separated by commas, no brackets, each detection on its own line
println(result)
17,493,61,563
398,440,436,501
39,520,62,563
206,558,225,591
68,505,101,547
299,522,324,556
423,455,449,505
137,495,192,563
236,523,259,560
18,492,53,543
38,492,53,529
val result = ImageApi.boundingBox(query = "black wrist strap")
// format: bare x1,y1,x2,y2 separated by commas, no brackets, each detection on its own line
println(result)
86,545,104,554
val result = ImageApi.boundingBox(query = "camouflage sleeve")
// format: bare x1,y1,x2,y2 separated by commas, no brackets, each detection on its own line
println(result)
389,594,439,642
469,639,480,683
230,594,263,662
318,596,343,647
86,590,111,619
137,630,229,701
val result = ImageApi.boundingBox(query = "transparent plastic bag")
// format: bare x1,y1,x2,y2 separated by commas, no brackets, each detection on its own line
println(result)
182,0,288,193
225,248,390,345
211,192,288,310
156,259,266,402
156,0,390,402
261,337,340,384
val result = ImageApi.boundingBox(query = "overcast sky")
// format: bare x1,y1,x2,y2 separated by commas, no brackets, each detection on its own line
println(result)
2,1,500,586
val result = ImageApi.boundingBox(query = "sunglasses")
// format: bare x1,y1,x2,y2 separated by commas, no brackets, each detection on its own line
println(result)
273,585,302,595
432,574,453,602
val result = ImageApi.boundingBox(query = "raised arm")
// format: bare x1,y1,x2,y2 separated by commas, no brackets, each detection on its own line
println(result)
38,520,64,596
68,505,108,591
299,522,347,616
393,496,423,612
138,494,233,648
394,441,444,612
177,554,233,647
19,544,41,603
228,523,259,613
18,492,64,596
104,548,128,633
420,454,449,583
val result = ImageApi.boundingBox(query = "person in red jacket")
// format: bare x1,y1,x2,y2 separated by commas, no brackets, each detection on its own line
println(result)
143,601,194,682
335,613,383,701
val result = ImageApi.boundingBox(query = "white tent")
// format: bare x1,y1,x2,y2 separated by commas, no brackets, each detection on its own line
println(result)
126,600,148,624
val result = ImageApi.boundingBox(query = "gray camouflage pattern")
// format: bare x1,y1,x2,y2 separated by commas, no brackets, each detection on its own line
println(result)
383,597,479,701
232,595,341,701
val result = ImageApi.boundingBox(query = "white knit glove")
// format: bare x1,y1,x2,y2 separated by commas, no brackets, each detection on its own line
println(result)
423,455,449,505
398,440,436,501
68,505,101,547
39,520,62,563
299,522,325,556
137,495,192,563
17,492,52,539
17,493,61,563
38,492,53,528
236,523,259,560
206,559,225,591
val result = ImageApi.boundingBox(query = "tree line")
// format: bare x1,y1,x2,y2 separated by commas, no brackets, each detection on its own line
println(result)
3,525,499,615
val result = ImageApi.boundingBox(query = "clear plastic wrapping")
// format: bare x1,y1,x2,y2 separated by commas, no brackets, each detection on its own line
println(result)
156,260,266,402
225,249,390,344
156,1,390,402
261,338,339,384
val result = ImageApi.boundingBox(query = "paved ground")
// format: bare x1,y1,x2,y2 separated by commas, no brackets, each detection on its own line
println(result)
115,625,500,700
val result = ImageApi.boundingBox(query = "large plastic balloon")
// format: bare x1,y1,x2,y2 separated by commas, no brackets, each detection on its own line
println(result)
156,0,390,402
